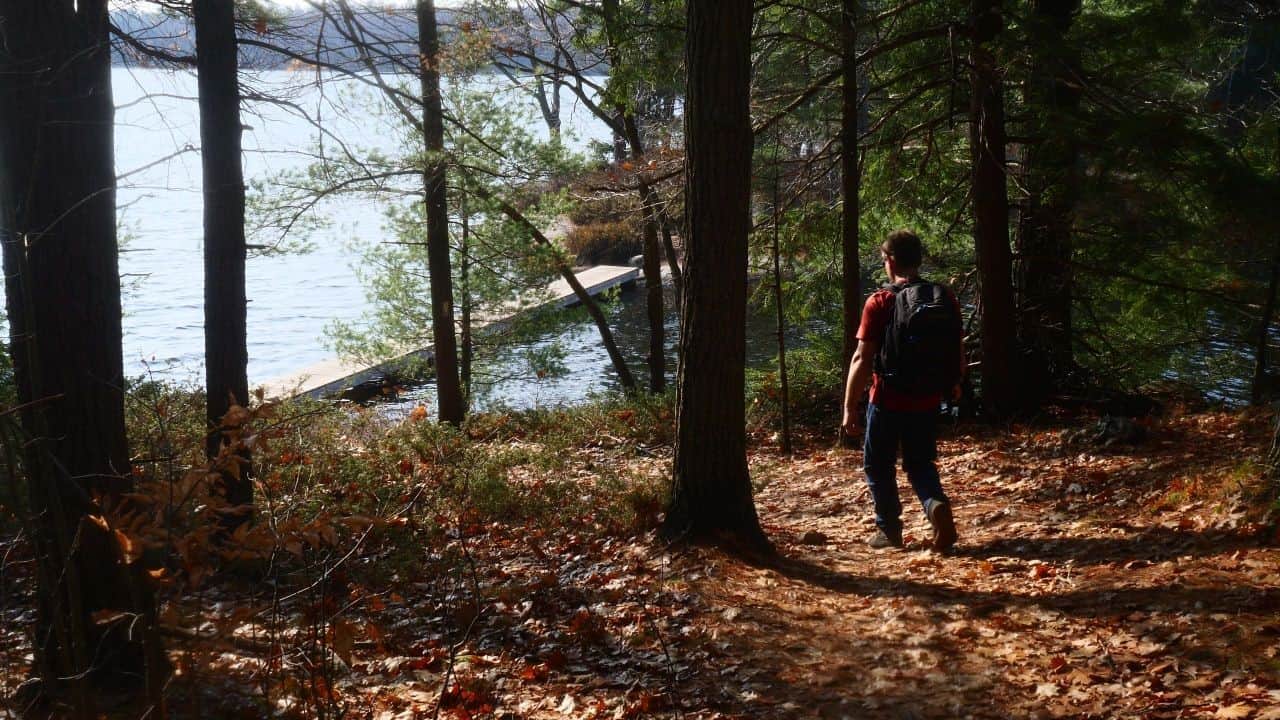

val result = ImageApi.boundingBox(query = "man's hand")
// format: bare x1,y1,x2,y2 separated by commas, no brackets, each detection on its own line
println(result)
842,338,877,439
841,404,862,437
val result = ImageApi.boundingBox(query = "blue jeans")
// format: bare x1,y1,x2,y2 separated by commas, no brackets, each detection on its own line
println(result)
863,403,949,536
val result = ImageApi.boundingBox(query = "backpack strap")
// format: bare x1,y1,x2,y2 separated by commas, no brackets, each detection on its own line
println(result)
886,277,928,292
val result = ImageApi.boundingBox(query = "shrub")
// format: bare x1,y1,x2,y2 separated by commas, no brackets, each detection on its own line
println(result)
561,220,644,266
747,331,846,429
567,193,640,226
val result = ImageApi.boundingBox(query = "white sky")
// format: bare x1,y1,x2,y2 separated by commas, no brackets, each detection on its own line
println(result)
112,1,464,8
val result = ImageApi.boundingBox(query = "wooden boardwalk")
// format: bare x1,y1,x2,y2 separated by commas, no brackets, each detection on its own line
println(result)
259,265,640,400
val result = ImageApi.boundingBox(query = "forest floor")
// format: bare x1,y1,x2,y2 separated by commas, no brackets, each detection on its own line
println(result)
695,410,1280,719
3,402,1279,719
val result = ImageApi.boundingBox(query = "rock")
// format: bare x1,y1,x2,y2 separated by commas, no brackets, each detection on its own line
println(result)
338,373,402,404
1061,415,1147,447
1093,415,1147,446
800,530,829,545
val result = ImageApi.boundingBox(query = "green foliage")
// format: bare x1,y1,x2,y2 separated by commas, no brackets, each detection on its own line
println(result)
125,377,210,469
0,336,15,411
739,0,1280,405
265,70,599,395
748,331,846,428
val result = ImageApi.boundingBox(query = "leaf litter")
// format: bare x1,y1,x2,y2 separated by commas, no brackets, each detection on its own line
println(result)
0,406,1276,719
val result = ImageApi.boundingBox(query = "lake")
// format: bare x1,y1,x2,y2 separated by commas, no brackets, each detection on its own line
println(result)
114,67,618,402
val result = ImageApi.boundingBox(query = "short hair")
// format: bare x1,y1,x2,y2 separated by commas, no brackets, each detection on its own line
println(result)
881,229,923,269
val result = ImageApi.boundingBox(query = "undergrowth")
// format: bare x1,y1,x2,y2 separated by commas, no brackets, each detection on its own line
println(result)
4,379,1276,717
2,386,675,718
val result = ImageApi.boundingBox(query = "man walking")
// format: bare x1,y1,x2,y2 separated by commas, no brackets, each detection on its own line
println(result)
841,229,962,552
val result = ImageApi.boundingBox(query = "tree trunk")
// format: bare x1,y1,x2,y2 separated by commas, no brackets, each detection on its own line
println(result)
0,0,163,701
969,0,1018,417
840,0,861,449
195,0,253,519
418,0,464,425
1015,0,1080,403
659,210,684,300
1255,129,1280,406
663,0,770,551
603,1,665,393
771,146,793,455
639,184,666,393
459,190,473,401
467,182,638,391
533,48,563,140
626,130,666,395
1253,241,1280,405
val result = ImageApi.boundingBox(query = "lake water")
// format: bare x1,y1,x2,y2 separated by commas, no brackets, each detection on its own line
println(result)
114,67,616,398
114,67,809,411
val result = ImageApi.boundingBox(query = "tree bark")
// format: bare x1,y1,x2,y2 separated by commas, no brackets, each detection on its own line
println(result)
603,0,665,393
771,146,793,455
659,209,684,299
840,0,862,384
459,190,473,402
627,138,666,394
1253,241,1280,405
1015,0,1081,403
533,48,563,140
418,0,464,425
195,0,253,518
969,0,1019,417
0,0,163,701
639,182,666,393
663,0,770,551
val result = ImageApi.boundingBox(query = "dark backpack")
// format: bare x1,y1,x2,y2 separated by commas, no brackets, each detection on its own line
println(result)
875,280,963,396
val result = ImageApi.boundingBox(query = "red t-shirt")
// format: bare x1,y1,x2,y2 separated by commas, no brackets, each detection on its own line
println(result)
856,284,959,412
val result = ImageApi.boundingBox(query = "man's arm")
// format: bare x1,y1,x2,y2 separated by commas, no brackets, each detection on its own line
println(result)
841,338,879,436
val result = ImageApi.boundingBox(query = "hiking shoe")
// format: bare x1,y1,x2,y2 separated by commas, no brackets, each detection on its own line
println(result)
867,528,903,549
927,501,958,553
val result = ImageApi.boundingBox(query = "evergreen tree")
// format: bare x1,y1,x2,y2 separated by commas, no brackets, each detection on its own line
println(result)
195,0,253,518
969,0,1018,417
664,0,770,551
0,0,164,705
418,0,466,423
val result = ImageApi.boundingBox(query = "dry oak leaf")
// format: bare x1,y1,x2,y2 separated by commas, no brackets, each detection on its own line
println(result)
114,529,142,564
1216,704,1255,719
1035,683,1061,698
221,404,252,428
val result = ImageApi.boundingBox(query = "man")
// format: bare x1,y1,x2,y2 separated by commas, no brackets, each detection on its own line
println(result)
841,229,962,552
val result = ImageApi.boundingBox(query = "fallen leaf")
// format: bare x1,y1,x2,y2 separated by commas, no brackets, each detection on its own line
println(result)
114,529,141,564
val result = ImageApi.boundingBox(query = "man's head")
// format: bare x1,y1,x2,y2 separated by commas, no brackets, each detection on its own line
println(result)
880,229,923,279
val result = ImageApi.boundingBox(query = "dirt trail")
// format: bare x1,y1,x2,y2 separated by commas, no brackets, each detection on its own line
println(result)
72,409,1277,719
677,411,1280,719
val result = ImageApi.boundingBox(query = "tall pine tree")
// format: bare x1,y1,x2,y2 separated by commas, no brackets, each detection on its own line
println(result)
0,0,164,704
664,0,770,551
